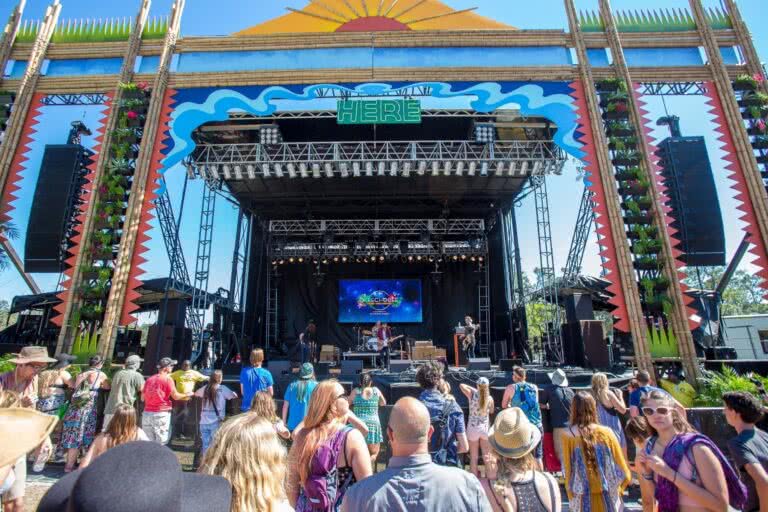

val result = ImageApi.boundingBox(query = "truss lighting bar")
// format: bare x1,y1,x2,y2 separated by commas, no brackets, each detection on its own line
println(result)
269,240,488,259
190,140,565,179
268,218,485,236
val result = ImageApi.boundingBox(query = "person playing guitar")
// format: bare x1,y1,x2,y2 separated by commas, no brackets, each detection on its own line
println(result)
460,316,479,358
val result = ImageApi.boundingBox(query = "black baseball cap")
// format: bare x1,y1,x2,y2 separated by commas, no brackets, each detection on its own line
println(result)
157,357,178,369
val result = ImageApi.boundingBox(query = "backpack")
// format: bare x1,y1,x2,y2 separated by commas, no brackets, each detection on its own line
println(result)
303,426,353,512
428,400,454,465
70,371,99,409
515,383,537,413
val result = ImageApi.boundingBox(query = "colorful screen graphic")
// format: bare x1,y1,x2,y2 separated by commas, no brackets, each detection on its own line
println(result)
338,279,422,323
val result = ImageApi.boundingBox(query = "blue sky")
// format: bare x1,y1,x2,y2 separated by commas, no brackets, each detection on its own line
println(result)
0,0,766,318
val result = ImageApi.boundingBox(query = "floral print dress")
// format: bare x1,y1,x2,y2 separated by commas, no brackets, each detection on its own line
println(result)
61,371,104,451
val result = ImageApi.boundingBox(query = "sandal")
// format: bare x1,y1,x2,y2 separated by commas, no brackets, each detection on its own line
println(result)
64,465,75,473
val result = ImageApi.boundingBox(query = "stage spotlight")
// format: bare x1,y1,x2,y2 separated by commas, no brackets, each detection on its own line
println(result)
468,162,477,176
274,164,284,177
342,256,348,263
474,122,496,144
298,257,304,263
452,255,459,261
324,163,334,178
222,164,232,179
321,257,328,264
353,162,361,177
378,161,386,176
417,161,427,175
431,161,439,176
233,165,242,179
333,256,340,263
378,255,385,262
428,256,435,262
299,163,309,178
403,162,411,177
495,161,505,176
390,161,398,176
470,255,476,262
455,161,464,176
340,163,349,178
261,164,270,178
312,258,318,264
246,164,256,179
365,162,374,176
480,162,488,176
289,257,295,263
312,163,321,178
287,164,297,178
363,257,369,263
461,254,467,260
443,161,452,175
407,255,414,262
478,256,484,262
278,259,284,265
416,255,422,261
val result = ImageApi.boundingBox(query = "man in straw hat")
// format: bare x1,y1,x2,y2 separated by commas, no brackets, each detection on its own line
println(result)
540,368,574,468
0,346,57,409
482,407,561,510
0,407,58,512
341,397,491,511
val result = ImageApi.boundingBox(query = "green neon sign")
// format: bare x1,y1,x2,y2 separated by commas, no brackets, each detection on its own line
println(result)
337,99,422,125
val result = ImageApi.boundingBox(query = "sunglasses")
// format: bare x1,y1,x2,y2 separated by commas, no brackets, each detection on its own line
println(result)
336,392,349,400
642,406,671,416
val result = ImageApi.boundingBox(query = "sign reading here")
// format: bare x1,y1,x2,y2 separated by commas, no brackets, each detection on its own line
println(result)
337,99,422,125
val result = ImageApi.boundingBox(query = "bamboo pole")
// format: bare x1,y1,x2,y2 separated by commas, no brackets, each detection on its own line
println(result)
0,0,26,81
564,0,653,377
721,0,768,95
598,0,701,384
55,0,152,356
99,0,185,359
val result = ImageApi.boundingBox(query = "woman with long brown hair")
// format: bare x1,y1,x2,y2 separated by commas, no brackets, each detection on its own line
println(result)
460,377,495,477
78,404,148,468
195,370,238,455
561,391,631,512
591,373,628,454
200,414,291,512
349,372,386,465
286,379,372,511
636,390,746,512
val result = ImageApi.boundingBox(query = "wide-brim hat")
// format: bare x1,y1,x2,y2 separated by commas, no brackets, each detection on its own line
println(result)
299,363,314,379
38,441,232,512
488,407,542,459
548,368,569,387
9,345,57,365
0,408,58,467
52,353,77,369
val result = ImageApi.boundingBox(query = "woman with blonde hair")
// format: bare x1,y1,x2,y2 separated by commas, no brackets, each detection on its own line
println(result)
591,373,628,452
287,379,372,511
460,377,495,477
562,391,631,512
200,414,292,512
251,391,290,440
79,404,148,468
195,370,238,455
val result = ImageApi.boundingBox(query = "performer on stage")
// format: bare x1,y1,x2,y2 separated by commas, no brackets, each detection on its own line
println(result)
302,320,318,363
376,322,392,369
461,316,478,359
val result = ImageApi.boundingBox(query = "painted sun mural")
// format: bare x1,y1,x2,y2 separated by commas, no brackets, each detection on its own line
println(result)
235,0,513,35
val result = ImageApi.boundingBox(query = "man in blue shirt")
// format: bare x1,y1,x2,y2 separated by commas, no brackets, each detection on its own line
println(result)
239,348,274,412
629,369,680,417
416,361,468,466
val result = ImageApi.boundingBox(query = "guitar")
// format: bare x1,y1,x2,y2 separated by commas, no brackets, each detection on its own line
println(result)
460,325,479,350
378,334,404,351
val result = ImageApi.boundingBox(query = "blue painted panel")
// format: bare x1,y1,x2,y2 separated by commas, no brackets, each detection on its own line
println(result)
176,46,573,73
624,47,703,67
720,46,740,65
45,58,123,76
7,60,28,79
137,55,160,74
587,48,609,67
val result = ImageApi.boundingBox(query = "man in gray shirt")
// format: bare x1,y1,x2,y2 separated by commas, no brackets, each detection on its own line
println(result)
103,354,145,430
341,397,492,512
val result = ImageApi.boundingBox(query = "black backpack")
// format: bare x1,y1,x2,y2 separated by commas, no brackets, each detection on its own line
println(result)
428,400,454,465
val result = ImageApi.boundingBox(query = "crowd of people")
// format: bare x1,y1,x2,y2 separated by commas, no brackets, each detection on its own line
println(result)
2,345,768,511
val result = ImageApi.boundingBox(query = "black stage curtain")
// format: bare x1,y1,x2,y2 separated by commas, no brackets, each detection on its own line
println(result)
278,262,478,351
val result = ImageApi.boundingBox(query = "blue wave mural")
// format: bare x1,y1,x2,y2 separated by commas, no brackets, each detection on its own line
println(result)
161,81,582,190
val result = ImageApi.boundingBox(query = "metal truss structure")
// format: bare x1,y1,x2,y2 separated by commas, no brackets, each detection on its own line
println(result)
268,218,485,237
224,109,513,121
189,183,217,358
265,268,280,348
270,240,487,259
638,82,707,96
189,140,566,179
477,263,491,356
313,85,433,99
40,93,109,106
563,186,597,281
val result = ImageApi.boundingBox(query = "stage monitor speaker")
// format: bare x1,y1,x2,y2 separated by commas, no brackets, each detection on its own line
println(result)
499,358,522,371
340,360,363,375
315,362,332,377
657,136,725,266
467,358,491,371
24,145,87,273
582,320,608,368
389,360,412,373
267,360,292,380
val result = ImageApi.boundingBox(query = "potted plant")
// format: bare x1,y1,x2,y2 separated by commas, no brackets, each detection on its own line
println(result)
107,158,133,176
596,77,626,93
97,267,113,283
615,166,642,181
634,255,663,271
733,74,761,92
612,150,641,166
603,102,630,120
743,104,768,120
80,264,101,281
624,212,653,225
112,127,138,144
124,110,144,128
740,91,768,108
628,225,658,240
606,121,633,137
79,303,105,321
633,238,662,255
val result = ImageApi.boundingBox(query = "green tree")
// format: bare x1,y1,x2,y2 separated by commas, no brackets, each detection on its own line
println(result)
0,221,19,271
684,266,768,316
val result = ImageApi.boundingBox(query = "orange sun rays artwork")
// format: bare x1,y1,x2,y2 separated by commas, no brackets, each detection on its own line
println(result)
235,0,513,35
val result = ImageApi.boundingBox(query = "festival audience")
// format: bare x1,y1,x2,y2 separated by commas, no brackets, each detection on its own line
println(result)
659,369,697,409
637,389,747,512
416,361,468,466
591,372,628,452
460,377,495,477
286,379,372,510
142,357,192,445
341,397,492,511
539,368,574,468
38,441,232,512
0,407,57,512
282,363,317,432
103,354,144,431
240,349,274,413
171,360,209,439
481,407,561,512
349,372,386,465
562,391,631,511
34,353,75,471
61,354,110,473
199,414,292,512
251,391,291,440
79,404,149,468
724,391,768,512
502,366,543,466
194,370,238,454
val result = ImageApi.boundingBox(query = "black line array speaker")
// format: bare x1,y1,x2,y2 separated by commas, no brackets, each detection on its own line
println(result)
24,145,89,273
144,325,192,372
657,136,725,267
562,320,608,368
467,358,491,371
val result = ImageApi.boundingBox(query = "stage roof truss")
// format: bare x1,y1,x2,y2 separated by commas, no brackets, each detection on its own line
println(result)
190,140,565,179
312,85,434,99
223,109,509,121
638,82,708,96
269,240,487,258
268,218,485,236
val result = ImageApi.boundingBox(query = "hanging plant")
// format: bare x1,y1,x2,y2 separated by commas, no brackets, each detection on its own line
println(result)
606,121,634,137
743,104,768,120
79,303,105,321
612,150,641,166
628,224,658,240
634,255,663,271
633,237,662,255
740,91,768,108
615,166,642,181
733,74,760,91
80,264,102,281
596,77,627,93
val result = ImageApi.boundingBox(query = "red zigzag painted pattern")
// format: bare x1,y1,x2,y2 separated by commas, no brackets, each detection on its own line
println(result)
0,93,45,238
120,88,177,325
703,81,768,296
52,96,113,326
569,81,630,332
633,84,699,330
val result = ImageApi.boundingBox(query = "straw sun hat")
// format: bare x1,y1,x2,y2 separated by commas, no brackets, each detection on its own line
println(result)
9,346,57,365
0,408,58,467
488,407,542,459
